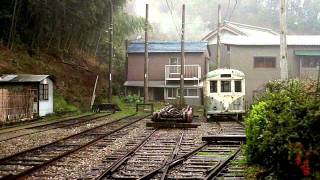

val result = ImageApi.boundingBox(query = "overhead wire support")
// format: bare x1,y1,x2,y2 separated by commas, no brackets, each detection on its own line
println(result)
216,4,221,69
280,0,288,79
144,4,149,103
108,0,113,103
180,4,185,106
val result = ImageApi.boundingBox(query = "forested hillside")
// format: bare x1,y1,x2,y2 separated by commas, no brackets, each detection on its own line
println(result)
0,0,145,111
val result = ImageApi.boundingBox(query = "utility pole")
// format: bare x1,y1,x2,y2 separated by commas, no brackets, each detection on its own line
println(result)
180,4,185,106
280,0,288,79
317,65,320,94
216,4,221,69
108,0,113,103
144,4,149,103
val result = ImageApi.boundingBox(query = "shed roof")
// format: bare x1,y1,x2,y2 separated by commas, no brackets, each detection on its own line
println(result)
128,41,207,53
0,74,50,83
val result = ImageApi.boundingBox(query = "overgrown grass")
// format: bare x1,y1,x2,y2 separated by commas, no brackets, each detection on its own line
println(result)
53,92,80,114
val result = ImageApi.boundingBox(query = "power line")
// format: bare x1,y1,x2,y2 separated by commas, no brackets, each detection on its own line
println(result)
223,0,231,22
164,0,180,37
228,0,238,21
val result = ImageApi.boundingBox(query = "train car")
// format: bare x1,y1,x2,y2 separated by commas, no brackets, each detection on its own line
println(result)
204,68,245,120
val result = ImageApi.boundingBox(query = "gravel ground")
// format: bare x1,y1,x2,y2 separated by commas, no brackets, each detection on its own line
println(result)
26,120,149,179
0,116,116,159
0,117,221,179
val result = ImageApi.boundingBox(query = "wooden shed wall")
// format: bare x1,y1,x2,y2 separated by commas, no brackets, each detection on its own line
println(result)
0,85,37,124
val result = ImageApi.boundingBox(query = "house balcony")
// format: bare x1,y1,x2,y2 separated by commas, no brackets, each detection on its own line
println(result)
165,65,201,81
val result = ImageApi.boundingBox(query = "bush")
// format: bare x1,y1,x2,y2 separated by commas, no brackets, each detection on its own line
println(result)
122,95,143,104
53,92,80,114
245,80,320,179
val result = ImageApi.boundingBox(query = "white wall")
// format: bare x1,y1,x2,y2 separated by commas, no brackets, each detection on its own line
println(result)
39,78,53,116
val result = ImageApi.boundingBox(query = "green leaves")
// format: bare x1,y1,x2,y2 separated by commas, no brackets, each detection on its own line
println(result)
245,80,320,178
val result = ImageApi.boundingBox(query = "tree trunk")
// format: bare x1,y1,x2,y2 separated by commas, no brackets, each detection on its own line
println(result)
8,0,19,50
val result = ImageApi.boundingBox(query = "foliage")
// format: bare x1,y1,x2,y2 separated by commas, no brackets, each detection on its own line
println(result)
245,79,320,179
171,96,186,109
53,92,79,114
122,95,143,104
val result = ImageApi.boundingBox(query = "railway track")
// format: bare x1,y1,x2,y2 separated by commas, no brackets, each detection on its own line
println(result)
0,114,149,179
0,113,112,142
95,119,246,180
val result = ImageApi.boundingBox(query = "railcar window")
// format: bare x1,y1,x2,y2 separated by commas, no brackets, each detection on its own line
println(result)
210,81,217,93
221,74,231,78
235,80,242,92
221,81,231,92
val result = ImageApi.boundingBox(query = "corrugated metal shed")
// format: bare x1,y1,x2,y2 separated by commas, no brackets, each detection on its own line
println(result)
0,74,50,83
128,41,207,53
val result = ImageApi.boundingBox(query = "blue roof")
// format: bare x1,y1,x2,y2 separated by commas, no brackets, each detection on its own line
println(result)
128,41,207,53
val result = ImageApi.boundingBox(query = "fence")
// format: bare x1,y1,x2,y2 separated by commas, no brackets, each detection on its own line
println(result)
0,88,35,124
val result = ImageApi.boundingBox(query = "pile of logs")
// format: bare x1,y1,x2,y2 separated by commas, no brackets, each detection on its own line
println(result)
152,105,193,123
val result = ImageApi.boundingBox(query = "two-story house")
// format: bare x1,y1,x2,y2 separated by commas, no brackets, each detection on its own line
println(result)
124,41,208,105
203,21,320,104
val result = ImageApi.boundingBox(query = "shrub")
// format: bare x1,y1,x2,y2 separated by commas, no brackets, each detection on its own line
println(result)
122,95,143,104
53,92,79,114
245,80,320,179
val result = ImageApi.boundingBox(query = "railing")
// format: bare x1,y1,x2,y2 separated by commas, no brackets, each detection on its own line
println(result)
165,65,201,80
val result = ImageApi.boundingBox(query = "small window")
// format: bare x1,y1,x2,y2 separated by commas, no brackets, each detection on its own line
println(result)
169,58,180,65
167,88,177,98
254,57,276,68
210,81,217,93
221,81,231,92
39,84,49,100
188,89,198,96
235,80,242,92
301,57,320,68
177,88,198,97
221,74,231,78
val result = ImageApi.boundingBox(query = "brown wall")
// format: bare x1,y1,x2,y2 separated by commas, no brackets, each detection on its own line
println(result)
127,52,206,81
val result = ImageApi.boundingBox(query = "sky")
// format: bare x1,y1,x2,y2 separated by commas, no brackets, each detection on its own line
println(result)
126,0,213,40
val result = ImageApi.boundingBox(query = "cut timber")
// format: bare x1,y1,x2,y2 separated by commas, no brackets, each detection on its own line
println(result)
146,121,200,128
202,135,246,143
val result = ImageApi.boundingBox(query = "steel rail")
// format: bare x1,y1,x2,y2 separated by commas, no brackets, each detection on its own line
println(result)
138,142,209,180
0,114,149,180
0,113,94,133
160,132,184,180
96,129,158,180
204,146,242,180
0,113,112,142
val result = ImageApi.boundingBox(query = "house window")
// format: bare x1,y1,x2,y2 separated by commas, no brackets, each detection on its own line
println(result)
39,84,49,100
301,57,320,68
170,57,180,65
187,89,198,97
169,58,181,74
221,81,231,92
167,88,177,98
235,80,242,92
177,88,199,97
254,57,276,68
210,81,217,93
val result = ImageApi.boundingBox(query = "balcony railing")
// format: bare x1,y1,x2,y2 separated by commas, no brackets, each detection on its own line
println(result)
165,65,201,80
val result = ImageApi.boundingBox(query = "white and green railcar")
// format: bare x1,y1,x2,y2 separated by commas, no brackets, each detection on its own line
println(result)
204,68,245,120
